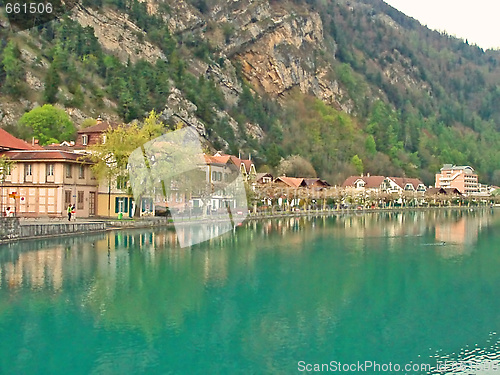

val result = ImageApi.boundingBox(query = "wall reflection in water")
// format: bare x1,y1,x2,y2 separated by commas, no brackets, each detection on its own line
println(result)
0,210,497,293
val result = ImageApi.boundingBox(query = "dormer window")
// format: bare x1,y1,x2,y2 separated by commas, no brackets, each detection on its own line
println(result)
82,134,88,146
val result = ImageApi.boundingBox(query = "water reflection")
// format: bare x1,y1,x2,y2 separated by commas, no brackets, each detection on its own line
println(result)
0,209,500,374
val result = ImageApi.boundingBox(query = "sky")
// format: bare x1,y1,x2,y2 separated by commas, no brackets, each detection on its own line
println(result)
383,0,500,50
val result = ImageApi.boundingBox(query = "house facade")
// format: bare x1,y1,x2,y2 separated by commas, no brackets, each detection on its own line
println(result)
342,174,425,194
1,150,97,217
435,164,479,195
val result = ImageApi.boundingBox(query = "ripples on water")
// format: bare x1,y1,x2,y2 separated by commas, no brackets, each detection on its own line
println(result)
428,332,500,374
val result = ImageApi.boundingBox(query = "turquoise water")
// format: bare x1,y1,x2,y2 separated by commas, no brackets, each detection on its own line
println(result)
1,210,500,374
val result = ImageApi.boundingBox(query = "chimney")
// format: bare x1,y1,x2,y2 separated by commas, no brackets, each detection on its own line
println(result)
96,115,103,124
367,173,370,177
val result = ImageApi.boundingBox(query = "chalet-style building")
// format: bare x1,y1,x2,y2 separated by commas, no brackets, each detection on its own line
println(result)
342,174,425,194
342,175,386,191
425,187,463,197
213,151,257,180
435,164,479,195
254,173,273,184
273,176,308,188
384,177,426,193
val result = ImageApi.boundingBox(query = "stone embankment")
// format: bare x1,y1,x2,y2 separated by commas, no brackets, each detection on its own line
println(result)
0,218,107,244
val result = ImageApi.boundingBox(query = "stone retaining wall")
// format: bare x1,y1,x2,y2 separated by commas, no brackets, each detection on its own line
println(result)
0,217,20,242
0,220,106,244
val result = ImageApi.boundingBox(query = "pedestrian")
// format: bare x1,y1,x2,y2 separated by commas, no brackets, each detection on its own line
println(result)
67,204,72,221
5,207,12,217
71,204,76,221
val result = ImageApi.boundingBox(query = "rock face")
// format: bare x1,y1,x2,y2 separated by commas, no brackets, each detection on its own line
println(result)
160,88,207,137
73,7,165,63
234,12,341,103
165,0,343,105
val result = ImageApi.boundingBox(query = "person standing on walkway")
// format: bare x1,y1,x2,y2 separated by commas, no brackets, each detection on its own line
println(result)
71,204,76,221
67,204,72,221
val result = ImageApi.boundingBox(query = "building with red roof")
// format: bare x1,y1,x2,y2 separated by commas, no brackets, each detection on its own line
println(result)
1,131,98,217
0,128,43,151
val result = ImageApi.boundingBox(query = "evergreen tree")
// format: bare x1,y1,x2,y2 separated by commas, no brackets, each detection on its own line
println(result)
1,41,24,97
43,63,61,103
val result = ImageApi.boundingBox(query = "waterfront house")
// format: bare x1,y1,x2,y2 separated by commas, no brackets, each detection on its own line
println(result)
384,177,426,194
192,154,241,213
0,149,97,217
341,175,386,192
213,151,257,181
435,164,479,195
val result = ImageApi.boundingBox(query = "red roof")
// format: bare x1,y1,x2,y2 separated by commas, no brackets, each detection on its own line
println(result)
274,176,306,188
0,128,43,150
214,152,254,174
204,154,235,165
1,150,85,162
77,121,118,134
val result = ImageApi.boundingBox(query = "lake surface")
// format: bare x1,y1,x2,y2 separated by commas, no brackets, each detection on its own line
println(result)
1,209,500,374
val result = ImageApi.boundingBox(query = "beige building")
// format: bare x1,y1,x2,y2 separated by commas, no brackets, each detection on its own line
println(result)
435,164,479,195
1,150,98,217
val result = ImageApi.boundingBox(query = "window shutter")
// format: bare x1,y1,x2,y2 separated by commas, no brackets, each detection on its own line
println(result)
115,197,119,213
124,197,128,212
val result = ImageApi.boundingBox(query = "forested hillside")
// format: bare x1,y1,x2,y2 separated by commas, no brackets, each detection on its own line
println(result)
1,0,500,185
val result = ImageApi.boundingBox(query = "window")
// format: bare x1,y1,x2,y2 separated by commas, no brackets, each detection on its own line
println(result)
65,190,72,206
176,192,182,202
79,165,85,179
66,164,72,178
115,197,128,213
82,134,88,146
25,164,32,176
46,164,54,176
77,191,84,210
212,171,216,182
102,135,107,144
116,175,127,190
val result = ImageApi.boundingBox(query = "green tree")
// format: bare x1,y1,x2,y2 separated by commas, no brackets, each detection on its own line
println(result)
18,105,75,145
43,63,61,103
1,41,24,97
365,134,377,155
351,154,363,174
86,111,165,215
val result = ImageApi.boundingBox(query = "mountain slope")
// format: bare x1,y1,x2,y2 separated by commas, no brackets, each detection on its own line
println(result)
1,0,500,185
